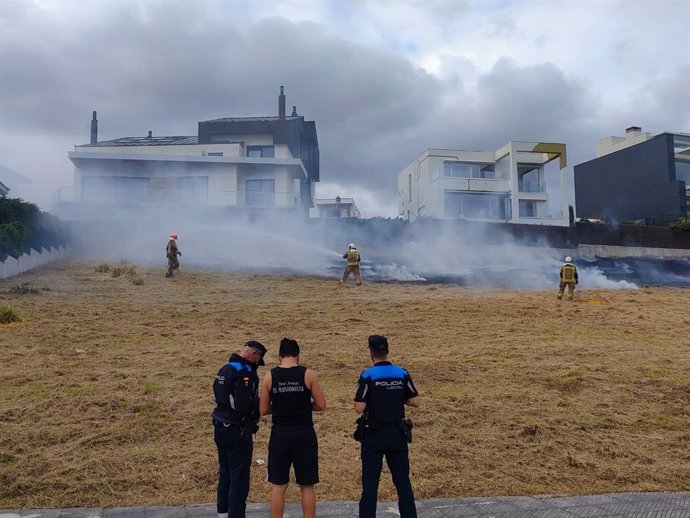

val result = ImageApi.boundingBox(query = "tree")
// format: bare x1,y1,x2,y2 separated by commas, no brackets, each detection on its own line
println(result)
0,197,43,260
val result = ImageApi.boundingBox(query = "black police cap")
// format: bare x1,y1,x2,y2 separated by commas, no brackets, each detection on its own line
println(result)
368,335,389,352
245,340,267,365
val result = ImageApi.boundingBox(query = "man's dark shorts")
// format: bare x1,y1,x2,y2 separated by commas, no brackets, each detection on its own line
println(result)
268,426,319,485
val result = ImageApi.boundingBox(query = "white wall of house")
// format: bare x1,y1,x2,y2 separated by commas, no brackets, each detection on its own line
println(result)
596,130,655,157
208,164,238,205
399,142,569,226
66,131,306,209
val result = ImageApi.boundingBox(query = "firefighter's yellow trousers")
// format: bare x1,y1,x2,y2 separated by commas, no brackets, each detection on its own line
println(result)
557,282,575,300
340,265,362,285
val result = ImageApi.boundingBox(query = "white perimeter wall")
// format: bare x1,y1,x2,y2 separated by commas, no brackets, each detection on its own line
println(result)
0,246,71,279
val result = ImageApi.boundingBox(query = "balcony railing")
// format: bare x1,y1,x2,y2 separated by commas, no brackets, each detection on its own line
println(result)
54,187,302,208
518,180,546,193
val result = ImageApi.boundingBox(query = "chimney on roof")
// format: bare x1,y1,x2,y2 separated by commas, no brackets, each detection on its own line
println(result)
279,86,286,120
90,111,98,144
626,126,642,134
148,130,153,138
291,105,298,117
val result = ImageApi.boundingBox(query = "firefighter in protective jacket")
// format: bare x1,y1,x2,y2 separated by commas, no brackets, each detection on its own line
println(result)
339,243,362,285
165,233,181,278
557,256,578,300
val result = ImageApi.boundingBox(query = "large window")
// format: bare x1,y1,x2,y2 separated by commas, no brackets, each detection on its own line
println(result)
518,165,542,192
247,145,275,158
444,191,506,219
81,176,115,203
444,162,495,179
519,200,537,217
81,176,149,204
179,176,208,204
246,179,275,207
115,177,148,204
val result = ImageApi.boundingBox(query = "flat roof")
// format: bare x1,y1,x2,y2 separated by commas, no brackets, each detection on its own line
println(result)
78,136,199,147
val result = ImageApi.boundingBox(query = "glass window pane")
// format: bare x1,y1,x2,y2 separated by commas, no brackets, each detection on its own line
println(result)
246,179,274,207
81,176,116,203
444,191,462,217
444,162,496,178
519,200,536,217
247,146,275,158
445,191,506,219
480,164,495,179
675,161,690,184
115,177,148,204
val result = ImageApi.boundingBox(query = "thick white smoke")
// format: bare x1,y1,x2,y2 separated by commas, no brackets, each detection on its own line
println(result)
69,209,645,289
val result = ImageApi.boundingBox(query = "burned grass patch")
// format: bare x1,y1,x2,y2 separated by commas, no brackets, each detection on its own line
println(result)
0,261,688,507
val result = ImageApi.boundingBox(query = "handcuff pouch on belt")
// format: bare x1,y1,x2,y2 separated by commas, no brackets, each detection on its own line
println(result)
239,415,259,440
399,418,413,443
211,414,259,440
353,411,370,442
353,413,413,444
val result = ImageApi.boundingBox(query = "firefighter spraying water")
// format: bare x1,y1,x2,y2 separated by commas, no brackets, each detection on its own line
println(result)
339,243,362,286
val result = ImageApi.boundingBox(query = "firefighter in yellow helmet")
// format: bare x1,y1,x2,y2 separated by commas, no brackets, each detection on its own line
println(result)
557,256,578,300
339,243,362,286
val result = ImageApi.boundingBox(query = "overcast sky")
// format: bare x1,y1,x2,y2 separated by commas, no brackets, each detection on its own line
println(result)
0,0,688,216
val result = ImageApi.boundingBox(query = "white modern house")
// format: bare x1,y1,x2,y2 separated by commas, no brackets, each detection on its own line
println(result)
310,197,360,219
55,87,319,219
398,141,569,226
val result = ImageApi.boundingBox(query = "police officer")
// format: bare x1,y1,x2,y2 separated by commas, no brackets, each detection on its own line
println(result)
354,335,420,518
557,256,579,300
212,340,267,518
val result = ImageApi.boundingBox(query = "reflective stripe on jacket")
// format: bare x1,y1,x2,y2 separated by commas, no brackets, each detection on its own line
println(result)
345,250,360,266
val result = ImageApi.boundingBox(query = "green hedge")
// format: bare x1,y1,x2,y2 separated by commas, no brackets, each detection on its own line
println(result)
0,197,66,261
669,218,690,233
0,221,27,257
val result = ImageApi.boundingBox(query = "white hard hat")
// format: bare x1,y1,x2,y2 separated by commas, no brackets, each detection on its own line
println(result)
565,256,573,263
349,243,356,249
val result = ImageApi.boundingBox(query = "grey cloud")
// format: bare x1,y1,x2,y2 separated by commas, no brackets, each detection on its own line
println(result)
630,65,690,131
0,1,682,214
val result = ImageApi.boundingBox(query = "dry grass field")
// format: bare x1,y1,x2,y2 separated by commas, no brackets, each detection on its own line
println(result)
0,261,689,508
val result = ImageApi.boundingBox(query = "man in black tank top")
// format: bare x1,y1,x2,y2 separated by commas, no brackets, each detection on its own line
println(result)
260,338,326,518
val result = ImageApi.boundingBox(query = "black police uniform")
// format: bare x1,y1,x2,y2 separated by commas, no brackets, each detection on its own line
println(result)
212,353,260,517
354,361,419,518
267,365,319,485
